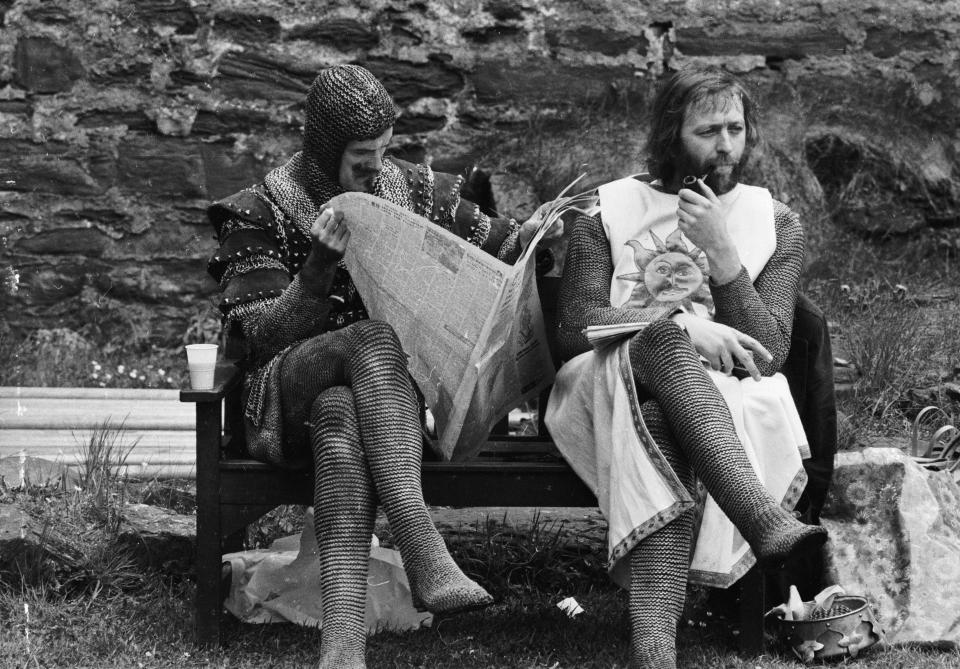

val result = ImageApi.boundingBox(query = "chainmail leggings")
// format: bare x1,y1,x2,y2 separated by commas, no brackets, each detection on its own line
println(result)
279,319,489,667
626,318,809,668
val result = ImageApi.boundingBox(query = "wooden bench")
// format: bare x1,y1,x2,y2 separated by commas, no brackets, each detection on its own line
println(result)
180,274,830,652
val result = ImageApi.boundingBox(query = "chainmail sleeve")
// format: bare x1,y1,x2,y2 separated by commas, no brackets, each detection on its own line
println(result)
709,200,803,375
555,213,683,362
433,168,519,260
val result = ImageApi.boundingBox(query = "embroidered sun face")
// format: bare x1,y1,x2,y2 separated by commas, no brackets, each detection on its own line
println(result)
617,228,712,310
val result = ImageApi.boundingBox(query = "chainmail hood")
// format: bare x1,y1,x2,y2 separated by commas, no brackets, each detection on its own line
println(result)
264,64,399,228
302,64,398,197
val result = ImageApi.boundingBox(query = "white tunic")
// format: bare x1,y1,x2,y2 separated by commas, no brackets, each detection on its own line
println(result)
545,177,810,588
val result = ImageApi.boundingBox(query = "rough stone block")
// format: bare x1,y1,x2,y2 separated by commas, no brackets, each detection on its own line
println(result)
365,57,464,105
192,108,283,136
821,447,960,644
200,143,263,201
214,51,312,103
472,59,638,105
130,0,199,35
13,36,84,93
17,260,94,304
212,10,282,43
14,227,110,257
0,503,43,578
546,25,648,56
118,502,195,574
98,259,214,303
75,110,154,132
0,141,104,196
864,26,943,59
117,136,206,199
0,455,74,489
675,24,848,58
288,17,379,49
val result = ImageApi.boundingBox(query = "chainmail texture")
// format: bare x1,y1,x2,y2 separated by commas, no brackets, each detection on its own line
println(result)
629,400,695,669
558,196,825,666
301,64,398,203
279,320,492,614
556,201,802,370
310,386,372,669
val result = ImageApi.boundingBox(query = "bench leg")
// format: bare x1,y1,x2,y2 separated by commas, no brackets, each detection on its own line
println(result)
195,514,223,645
195,401,225,646
733,566,766,654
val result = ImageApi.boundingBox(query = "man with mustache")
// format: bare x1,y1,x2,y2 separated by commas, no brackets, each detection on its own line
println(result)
206,64,546,668
546,65,828,668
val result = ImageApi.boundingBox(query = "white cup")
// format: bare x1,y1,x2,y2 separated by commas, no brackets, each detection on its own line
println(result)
185,343,218,390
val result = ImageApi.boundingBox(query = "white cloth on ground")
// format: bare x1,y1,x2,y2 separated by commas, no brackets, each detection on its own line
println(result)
222,508,433,633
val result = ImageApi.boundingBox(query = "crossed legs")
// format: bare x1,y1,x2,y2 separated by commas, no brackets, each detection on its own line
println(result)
281,320,492,668
626,319,826,668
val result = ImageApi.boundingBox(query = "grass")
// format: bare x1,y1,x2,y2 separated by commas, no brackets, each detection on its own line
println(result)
3,428,959,666
2,519,959,668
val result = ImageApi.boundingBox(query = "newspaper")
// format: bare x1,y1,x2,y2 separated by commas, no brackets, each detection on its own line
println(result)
584,322,647,349
328,192,558,461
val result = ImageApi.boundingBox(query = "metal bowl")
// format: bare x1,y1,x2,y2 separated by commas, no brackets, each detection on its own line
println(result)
772,595,885,663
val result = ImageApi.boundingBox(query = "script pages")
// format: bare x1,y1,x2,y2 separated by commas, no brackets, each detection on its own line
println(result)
329,192,556,461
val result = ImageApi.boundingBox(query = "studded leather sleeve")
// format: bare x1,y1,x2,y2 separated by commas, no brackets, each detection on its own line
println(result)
709,200,803,375
555,213,685,362
390,158,522,263
209,216,334,365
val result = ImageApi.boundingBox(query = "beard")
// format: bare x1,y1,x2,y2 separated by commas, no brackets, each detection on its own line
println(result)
673,149,748,195
353,167,380,193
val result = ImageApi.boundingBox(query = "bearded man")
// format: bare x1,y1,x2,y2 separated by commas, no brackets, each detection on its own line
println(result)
206,64,545,668
545,66,829,669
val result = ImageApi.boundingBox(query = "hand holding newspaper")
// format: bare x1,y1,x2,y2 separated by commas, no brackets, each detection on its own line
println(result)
328,178,597,460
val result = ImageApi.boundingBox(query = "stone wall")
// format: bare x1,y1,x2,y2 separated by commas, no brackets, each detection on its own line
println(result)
2,0,959,347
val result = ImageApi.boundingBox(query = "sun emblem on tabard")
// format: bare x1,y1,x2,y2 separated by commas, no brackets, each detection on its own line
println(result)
617,228,713,313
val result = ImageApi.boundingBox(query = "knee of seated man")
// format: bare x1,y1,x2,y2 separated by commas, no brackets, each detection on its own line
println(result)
633,318,687,347
311,387,356,427
348,318,402,350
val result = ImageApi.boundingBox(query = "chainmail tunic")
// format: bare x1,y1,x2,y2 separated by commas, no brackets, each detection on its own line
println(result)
556,200,803,373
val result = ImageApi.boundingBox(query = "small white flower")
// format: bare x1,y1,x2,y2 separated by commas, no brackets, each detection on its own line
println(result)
129,370,138,378
117,365,125,374
157,368,165,376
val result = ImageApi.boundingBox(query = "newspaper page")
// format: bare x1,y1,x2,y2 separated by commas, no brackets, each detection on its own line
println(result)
328,192,555,461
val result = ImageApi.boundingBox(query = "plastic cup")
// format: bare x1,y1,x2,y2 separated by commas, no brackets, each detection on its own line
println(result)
185,343,218,390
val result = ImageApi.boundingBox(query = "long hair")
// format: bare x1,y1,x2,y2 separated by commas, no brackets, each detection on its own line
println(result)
644,66,762,184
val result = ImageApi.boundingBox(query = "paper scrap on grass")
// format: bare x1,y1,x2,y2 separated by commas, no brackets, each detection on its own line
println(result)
557,596,584,618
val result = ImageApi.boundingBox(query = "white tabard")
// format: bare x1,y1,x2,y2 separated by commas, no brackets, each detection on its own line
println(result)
545,177,809,588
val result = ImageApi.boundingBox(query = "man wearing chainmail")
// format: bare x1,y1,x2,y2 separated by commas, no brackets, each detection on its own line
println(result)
545,66,829,668
206,64,544,668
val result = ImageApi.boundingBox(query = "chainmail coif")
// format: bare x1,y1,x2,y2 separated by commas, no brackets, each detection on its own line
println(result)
301,64,398,204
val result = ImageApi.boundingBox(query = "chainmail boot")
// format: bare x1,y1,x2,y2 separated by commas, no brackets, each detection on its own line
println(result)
629,401,695,669
340,321,492,613
311,387,373,669
629,319,826,568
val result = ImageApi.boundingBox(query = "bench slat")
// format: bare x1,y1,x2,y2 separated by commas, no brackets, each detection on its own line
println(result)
216,459,596,508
